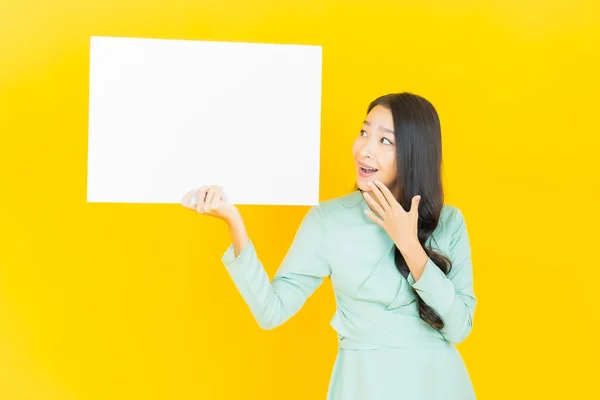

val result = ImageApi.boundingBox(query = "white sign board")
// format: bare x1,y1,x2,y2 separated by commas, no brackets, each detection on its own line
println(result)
87,36,322,206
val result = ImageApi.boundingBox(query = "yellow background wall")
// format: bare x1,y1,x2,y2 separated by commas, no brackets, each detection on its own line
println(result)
1,0,599,398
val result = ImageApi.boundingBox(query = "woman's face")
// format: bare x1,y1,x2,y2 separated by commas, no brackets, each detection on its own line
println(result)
352,105,398,194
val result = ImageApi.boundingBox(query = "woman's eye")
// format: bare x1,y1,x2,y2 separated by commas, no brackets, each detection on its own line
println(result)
360,130,392,145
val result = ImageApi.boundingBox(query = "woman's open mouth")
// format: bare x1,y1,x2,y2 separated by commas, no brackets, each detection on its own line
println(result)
359,166,378,177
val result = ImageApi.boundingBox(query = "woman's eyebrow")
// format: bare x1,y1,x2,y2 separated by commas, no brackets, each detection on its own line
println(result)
363,120,394,134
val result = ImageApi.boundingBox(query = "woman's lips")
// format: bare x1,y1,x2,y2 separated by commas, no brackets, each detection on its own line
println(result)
358,166,378,177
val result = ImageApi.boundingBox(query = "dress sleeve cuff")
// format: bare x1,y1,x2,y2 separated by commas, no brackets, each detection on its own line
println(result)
407,257,443,287
221,240,256,275
407,257,456,316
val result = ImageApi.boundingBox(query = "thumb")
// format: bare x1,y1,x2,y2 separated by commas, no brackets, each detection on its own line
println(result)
413,196,421,234
412,195,421,212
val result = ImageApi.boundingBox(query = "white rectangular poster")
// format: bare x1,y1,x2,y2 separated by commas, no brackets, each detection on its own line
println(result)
86,36,322,206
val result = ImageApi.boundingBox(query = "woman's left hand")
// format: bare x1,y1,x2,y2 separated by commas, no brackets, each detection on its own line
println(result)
363,180,421,254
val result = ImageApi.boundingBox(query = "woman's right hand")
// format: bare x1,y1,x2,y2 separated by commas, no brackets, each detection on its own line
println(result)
181,185,239,223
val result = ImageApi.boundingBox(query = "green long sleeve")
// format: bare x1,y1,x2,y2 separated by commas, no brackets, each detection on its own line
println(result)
221,205,332,330
407,209,476,344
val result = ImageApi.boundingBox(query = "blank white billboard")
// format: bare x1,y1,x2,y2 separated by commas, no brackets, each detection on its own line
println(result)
87,36,322,206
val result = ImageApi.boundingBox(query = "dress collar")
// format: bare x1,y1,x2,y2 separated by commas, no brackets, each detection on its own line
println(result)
340,190,364,208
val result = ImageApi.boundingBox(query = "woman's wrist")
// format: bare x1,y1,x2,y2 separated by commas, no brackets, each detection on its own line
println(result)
225,211,249,258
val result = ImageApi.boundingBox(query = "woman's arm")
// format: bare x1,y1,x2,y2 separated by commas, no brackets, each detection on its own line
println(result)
406,208,477,344
226,209,250,258
221,206,332,330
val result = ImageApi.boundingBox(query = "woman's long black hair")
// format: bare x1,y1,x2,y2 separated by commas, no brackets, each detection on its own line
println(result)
354,92,452,331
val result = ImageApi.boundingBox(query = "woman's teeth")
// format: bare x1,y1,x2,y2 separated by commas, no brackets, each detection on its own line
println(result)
361,167,377,172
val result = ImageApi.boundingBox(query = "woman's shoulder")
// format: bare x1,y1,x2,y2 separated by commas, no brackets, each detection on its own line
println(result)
436,204,469,250
312,190,363,219
440,204,464,231
320,190,363,208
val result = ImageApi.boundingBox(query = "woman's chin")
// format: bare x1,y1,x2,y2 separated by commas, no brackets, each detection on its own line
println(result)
356,177,375,191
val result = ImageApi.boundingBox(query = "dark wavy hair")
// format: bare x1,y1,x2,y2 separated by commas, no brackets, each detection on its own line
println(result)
353,92,452,331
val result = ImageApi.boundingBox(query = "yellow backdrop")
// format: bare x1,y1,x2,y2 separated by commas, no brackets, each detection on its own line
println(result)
1,0,599,398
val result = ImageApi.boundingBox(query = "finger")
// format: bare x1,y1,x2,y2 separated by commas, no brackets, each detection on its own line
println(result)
409,193,420,206
412,195,421,234
209,188,224,208
363,192,385,218
368,182,390,212
199,185,223,213
204,188,217,211
208,187,225,211
373,180,398,210
196,188,209,213
410,195,421,216
181,189,196,210
364,209,384,227
218,188,227,203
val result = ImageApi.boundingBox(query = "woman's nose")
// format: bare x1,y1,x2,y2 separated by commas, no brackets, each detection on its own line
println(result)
359,142,375,158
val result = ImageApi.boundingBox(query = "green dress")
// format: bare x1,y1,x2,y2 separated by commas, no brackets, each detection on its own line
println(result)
221,190,477,399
